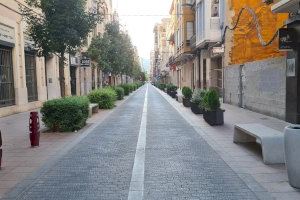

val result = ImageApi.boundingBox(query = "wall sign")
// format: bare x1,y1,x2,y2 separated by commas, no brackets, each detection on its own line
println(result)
279,28,296,51
80,58,91,67
287,58,296,77
0,23,15,44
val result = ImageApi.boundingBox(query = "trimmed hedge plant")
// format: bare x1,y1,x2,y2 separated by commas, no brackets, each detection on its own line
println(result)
88,88,117,109
113,86,125,100
120,84,130,96
191,89,207,106
203,89,220,111
41,96,89,132
182,87,193,100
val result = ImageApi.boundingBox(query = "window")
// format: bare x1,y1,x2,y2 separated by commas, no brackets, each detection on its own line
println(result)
25,52,38,102
196,1,205,41
0,45,15,107
176,0,181,16
211,0,219,17
186,22,194,40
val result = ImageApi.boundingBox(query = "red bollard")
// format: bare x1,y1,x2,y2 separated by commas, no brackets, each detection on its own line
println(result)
0,130,2,169
29,112,40,147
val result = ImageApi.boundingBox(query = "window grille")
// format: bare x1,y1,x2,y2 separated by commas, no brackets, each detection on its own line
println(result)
0,46,15,107
25,52,38,102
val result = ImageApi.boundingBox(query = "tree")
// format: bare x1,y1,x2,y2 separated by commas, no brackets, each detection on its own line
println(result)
88,21,143,84
21,0,101,97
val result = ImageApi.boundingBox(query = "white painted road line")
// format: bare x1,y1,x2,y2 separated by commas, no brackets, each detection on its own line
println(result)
128,85,148,200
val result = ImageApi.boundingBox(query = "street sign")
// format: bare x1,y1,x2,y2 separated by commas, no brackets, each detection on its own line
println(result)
212,46,224,54
80,58,91,67
279,28,296,51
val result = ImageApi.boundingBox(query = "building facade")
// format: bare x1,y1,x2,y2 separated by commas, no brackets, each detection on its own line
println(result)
0,0,71,117
152,0,290,120
0,0,114,117
163,0,195,89
152,19,171,84
191,0,225,94
70,0,114,96
223,0,287,119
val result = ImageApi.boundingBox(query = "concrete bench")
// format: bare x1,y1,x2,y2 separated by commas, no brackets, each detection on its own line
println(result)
233,123,284,165
89,103,99,118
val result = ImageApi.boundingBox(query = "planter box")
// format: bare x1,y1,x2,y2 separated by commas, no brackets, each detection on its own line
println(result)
183,98,191,107
169,91,177,98
190,102,204,114
284,125,300,189
203,109,225,126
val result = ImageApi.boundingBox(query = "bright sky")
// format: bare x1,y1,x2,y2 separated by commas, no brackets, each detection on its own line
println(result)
113,0,172,60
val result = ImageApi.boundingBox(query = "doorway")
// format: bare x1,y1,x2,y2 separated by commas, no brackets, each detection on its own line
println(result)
70,66,77,96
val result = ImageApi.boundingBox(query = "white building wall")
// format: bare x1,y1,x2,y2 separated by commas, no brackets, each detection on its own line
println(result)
195,0,222,47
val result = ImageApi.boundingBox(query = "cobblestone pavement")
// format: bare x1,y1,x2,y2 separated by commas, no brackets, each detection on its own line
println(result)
144,86,258,200
2,85,264,200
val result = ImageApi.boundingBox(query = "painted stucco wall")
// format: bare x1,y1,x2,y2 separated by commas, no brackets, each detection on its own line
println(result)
226,0,287,65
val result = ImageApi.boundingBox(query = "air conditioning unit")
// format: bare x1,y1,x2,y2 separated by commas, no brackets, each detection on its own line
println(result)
271,0,300,13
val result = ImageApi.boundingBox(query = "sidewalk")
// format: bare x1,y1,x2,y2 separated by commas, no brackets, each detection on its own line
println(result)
0,94,134,199
157,88,300,200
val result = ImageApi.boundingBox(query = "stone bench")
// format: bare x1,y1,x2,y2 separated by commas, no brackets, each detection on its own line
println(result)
89,103,99,118
233,123,285,165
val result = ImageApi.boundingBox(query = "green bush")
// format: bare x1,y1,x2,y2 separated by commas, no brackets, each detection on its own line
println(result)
158,83,166,91
113,86,125,100
203,89,220,111
191,89,207,106
88,88,117,109
182,87,193,99
166,84,177,93
129,84,135,92
41,96,89,132
120,84,130,95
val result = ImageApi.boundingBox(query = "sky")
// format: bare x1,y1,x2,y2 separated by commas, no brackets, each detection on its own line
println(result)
112,0,172,71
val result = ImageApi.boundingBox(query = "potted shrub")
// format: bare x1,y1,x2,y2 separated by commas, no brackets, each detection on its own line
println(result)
168,85,177,98
203,89,224,126
182,87,192,107
284,125,300,188
190,89,206,114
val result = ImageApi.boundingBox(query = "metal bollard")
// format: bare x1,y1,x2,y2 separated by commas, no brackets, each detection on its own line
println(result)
0,130,2,169
29,112,40,147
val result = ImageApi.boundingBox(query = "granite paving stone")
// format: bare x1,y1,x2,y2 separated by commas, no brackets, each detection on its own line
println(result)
2,85,275,199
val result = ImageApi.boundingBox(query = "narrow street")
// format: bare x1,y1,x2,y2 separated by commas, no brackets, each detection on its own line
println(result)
3,84,259,200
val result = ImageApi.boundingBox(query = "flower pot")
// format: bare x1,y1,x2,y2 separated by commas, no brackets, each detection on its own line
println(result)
169,91,177,98
203,109,224,126
284,125,300,189
182,98,191,107
190,102,204,114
